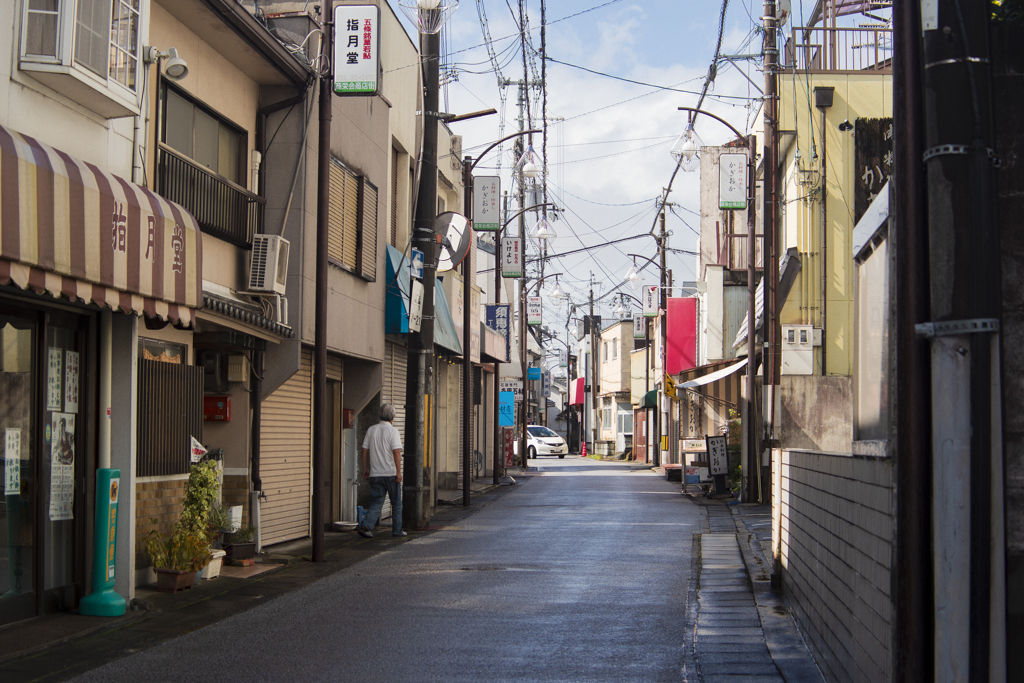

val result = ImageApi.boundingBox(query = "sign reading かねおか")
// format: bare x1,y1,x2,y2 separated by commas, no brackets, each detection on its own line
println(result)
333,5,380,95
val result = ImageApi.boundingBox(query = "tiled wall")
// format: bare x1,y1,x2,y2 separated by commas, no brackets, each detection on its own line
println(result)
134,478,187,569
778,449,894,683
222,474,250,529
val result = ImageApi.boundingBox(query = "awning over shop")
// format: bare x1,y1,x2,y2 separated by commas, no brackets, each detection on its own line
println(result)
481,323,508,363
0,124,202,325
384,244,412,334
732,247,801,350
678,357,748,389
642,389,658,408
433,278,462,356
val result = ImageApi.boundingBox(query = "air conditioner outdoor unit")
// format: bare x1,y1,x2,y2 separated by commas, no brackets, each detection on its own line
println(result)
271,294,289,327
248,235,290,295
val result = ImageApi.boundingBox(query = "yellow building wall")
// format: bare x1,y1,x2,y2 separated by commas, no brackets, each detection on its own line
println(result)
775,72,892,376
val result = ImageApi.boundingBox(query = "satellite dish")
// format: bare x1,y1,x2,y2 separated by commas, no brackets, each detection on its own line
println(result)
434,211,471,272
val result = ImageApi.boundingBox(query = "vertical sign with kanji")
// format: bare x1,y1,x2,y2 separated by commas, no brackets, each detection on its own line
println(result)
643,285,659,318
634,315,646,339
527,296,542,325
719,153,747,209
501,237,522,277
473,176,501,231
333,5,380,95
706,434,728,476
854,117,894,222
486,304,511,361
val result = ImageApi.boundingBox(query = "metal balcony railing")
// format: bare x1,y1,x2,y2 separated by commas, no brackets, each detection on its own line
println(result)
156,144,264,247
784,26,893,73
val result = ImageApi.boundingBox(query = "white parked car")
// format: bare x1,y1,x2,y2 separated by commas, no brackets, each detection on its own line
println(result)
526,425,568,459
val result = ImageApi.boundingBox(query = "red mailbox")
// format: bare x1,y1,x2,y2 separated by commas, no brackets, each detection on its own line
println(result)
203,396,231,422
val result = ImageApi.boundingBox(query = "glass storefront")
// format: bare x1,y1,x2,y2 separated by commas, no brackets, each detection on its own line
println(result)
0,301,90,625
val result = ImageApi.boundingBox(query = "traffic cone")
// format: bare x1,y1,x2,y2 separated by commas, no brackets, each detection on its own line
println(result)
581,441,587,458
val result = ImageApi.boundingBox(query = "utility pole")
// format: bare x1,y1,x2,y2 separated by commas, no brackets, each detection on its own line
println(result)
658,201,668,468
922,2,1003,679
745,133,758,504
762,0,779,496
311,0,333,563
492,192,507,486
588,274,599,456
461,157,473,506
405,27,442,530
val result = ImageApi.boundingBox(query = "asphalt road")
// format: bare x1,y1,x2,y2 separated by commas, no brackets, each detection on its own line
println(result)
72,459,701,683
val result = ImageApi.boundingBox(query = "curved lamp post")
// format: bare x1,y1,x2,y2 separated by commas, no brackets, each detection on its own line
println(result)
676,105,759,502
460,131,543,498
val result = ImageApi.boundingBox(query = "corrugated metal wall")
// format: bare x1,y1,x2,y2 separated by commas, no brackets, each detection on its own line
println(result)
383,341,407,436
259,349,312,545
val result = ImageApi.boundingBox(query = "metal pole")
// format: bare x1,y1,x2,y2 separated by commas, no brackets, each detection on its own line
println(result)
659,205,667,468
745,133,758,504
589,276,598,456
893,0,933,675
492,192,505,486
405,29,441,529
763,0,779,482
311,0,333,562
462,157,473,506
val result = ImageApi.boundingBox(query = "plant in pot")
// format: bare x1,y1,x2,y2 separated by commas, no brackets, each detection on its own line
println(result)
145,520,213,593
179,460,220,579
223,525,257,562
206,504,233,549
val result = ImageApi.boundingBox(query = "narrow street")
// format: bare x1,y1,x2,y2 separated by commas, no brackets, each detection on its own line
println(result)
72,460,700,683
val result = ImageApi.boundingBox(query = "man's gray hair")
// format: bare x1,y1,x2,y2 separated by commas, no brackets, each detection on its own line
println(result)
380,404,396,422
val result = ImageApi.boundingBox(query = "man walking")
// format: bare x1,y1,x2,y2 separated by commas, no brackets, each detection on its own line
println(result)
358,404,406,538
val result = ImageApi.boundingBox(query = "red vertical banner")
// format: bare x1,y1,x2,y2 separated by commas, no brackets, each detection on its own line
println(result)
503,427,515,468
666,297,698,374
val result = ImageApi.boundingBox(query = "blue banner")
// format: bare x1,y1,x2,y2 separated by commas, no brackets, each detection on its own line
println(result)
485,305,511,362
527,367,541,380
498,391,515,426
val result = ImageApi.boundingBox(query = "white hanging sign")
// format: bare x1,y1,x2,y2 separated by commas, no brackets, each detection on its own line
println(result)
559,350,568,368
333,5,380,96
501,237,522,277
719,153,747,210
409,279,424,332
527,296,542,325
473,176,501,231
642,285,659,318
498,378,523,400
5,428,20,495
633,316,646,339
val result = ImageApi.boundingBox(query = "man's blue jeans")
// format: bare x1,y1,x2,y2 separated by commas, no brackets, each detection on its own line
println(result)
362,476,402,535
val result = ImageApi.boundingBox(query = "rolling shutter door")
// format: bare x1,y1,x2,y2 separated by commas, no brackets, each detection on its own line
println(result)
383,341,407,437
359,177,378,281
260,349,312,545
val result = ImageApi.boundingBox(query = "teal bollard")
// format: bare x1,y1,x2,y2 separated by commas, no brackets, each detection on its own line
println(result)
79,469,127,617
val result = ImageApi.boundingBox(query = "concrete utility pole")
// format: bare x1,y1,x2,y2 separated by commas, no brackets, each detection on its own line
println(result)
658,204,668,468
405,28,442,530
762,0,779,482
744,133,758,504
311,0,333,563
893,1,933,679
921,2,1004,680
589,274,599,455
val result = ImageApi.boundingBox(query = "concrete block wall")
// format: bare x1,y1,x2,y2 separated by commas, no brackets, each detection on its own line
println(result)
134,478,187,569
778,449,894,683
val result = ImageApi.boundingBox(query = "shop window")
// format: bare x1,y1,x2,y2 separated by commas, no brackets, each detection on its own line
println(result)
138,338,185,364
136,358,203,476
20,0,142,118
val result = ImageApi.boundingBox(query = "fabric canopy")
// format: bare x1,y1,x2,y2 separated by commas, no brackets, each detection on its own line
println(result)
0,124,202,325
677,358,748,389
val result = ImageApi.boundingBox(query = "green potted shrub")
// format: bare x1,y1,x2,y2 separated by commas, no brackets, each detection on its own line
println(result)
145,520,213,592
224,526,257,562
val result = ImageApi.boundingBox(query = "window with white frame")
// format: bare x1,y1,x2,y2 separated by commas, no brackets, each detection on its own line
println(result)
612,338,617,360
602,397,612,431
20,0,141,117
603,342,608,362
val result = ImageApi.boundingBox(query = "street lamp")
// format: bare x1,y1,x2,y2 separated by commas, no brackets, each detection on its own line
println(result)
530,214,557,245
624,261,644,291
676,105,759,503
460,130,541,497
670,120,704,172
396,0,459,34
516,144,541,179
545,275,564,303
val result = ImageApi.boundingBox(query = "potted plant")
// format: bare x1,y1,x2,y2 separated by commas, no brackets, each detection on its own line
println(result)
145,521,213,592
223,526,257,562
206,504,232,548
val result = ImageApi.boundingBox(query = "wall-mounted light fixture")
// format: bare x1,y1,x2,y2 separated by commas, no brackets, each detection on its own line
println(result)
144,46,189,81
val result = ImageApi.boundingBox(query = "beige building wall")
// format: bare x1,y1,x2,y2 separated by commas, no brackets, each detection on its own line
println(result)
775,72,892,377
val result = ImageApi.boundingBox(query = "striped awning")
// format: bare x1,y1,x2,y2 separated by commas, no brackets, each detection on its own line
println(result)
0,124,202,325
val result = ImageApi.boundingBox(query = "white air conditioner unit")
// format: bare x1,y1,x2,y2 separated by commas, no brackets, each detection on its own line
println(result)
271,294,289,327
248,235,290,295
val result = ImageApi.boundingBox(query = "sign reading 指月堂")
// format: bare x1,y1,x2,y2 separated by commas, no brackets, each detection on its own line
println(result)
643,285,658,318
473,176,500,231
333,5,380,96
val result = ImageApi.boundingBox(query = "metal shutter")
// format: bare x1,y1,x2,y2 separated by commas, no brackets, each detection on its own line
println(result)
390,147,398,247
328,159,359,271
382,341,407,437
259,348,312,545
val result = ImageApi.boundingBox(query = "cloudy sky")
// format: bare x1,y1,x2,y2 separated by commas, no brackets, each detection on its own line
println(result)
393,0,822,344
